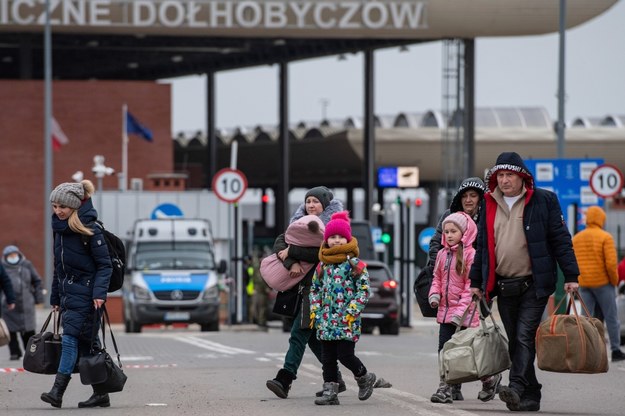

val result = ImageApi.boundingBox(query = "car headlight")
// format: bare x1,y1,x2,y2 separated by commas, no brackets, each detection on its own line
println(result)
132,285,151,300
202,285,219,300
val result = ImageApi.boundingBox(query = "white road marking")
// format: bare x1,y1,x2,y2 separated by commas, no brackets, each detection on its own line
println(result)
176,336,255,355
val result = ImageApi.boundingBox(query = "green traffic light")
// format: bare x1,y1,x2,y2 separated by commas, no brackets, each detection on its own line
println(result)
381,233,391,244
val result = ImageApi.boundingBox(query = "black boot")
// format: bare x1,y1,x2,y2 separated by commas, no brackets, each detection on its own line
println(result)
266,369,295,399
78,386,111,408
41,373,71,408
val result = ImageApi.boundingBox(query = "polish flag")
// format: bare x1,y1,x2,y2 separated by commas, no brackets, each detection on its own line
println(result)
52,117,69,151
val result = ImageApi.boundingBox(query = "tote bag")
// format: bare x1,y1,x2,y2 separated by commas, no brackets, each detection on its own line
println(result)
23,311,62,374
536,291,608,374
79,306,128,393
440,298,511,384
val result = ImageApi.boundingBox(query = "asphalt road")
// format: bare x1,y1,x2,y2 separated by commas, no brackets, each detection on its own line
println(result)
0,311,623,416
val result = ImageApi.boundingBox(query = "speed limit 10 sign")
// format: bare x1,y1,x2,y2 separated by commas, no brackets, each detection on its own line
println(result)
212,168,248,203
589,164,624,198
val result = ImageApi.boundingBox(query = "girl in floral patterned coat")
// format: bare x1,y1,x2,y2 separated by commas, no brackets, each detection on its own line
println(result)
310,211,376,405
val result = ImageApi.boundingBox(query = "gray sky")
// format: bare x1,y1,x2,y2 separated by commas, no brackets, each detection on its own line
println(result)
163,1,625,134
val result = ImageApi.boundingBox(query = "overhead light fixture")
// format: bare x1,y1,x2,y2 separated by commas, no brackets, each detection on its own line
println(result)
2,56,12,63
171,55,183,63
273,39,286,46
87,40,99,47
127,62,139,69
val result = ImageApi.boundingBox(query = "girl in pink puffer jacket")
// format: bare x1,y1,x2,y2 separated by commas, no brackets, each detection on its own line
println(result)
428,211,501,404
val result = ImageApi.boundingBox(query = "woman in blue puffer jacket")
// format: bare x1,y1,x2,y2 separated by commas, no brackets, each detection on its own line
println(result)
41,180,112,409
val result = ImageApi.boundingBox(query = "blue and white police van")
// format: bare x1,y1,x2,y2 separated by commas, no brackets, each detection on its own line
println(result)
122,218,226,333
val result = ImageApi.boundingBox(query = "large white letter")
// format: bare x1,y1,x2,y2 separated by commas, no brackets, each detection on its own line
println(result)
313,2,336,29
133,0,155,27
89,0,110,26
389,2,427,29
338,2,359,29
235,1,261,28
12,0,34,24
63,0,85,25
159,0,185,27
289,1,312,28
186,1,204,27
264,2,286,28
362,2,387,29
209,1,232,28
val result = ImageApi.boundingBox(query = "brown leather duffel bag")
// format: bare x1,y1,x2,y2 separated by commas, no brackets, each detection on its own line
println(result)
536,291,608,374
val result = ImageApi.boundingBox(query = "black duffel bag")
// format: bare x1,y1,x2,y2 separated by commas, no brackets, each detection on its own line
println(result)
23,310,62,374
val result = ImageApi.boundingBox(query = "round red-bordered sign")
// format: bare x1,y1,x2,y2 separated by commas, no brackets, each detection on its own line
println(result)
589,164,624,198
211,168,248,203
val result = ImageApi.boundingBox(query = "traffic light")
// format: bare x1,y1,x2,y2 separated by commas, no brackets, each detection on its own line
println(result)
415,198,423,207
381,232,391,244
261,194,269,203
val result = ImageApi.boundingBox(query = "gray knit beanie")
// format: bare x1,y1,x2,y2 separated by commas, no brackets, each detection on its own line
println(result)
49,182,85,209
305,186,333,210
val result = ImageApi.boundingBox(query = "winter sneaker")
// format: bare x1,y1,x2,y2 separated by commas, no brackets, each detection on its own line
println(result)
478,373,502,402
355,372,376,401
430,383,452,404
314,382,340,405
315,378,346,397
612,349,625,362
499,386,521,411
266,369,295,399
450,384,464,401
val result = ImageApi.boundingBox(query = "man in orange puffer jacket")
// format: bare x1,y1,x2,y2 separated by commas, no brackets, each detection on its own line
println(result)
572,205,625,362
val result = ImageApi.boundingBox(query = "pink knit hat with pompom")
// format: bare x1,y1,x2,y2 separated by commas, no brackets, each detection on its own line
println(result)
324,211,352,241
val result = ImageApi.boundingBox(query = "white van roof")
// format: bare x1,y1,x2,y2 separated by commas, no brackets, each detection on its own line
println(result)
132,219,212,243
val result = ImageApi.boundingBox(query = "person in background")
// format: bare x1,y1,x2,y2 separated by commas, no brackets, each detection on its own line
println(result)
41,180,112,409
0,262,17,327
572,205,625,361
310,211,376,405
617,256,625,293
428,212,501,404
249,252,270,330
470,151,579,413
1,245,44,360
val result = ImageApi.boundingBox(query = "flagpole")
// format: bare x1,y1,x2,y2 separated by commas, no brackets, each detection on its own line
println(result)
121,103,128,191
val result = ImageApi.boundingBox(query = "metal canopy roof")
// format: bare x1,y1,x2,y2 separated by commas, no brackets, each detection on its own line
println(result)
0,32,419,79
0,0,616,80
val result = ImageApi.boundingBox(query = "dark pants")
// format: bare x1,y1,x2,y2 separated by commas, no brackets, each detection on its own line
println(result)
283,309,323,377
437,322,460,352
497,283,548,402
8,330,34,357
321,340,366,382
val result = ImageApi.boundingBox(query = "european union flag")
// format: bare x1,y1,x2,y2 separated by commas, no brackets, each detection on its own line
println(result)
126,111,153,142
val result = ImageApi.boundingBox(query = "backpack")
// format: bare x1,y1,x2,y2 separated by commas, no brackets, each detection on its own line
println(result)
413,266,437,317
82,221,126,292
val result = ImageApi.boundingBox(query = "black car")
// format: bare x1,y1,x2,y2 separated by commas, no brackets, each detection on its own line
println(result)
361,260,400,335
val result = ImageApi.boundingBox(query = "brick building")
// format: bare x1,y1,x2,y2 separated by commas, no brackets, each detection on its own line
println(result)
0,80,172,278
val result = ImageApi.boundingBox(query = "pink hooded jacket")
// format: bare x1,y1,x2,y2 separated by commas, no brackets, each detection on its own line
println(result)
428,211,479,328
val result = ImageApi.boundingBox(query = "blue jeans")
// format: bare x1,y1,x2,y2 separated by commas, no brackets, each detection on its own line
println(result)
497,283,548,401
283,309,323,377
579,284,620,351
58,334,79,375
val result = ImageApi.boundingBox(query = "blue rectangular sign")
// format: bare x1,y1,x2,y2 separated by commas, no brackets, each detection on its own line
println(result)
377,167,398,188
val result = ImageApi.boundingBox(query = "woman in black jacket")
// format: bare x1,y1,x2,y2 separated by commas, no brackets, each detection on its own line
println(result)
41,180,112,409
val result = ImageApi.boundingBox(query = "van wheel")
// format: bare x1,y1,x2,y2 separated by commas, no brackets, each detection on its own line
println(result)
201,321,219,332
125,317,141,333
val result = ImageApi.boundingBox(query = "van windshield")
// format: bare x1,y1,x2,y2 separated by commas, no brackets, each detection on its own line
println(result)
135,242,216,270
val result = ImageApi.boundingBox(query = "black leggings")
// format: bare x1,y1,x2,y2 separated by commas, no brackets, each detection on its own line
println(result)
321,340,366,382
8,330,35,356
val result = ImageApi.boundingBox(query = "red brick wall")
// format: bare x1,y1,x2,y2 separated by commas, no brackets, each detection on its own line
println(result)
0,80,171,281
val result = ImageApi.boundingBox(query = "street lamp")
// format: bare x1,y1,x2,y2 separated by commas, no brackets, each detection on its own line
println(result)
92,155,114,214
